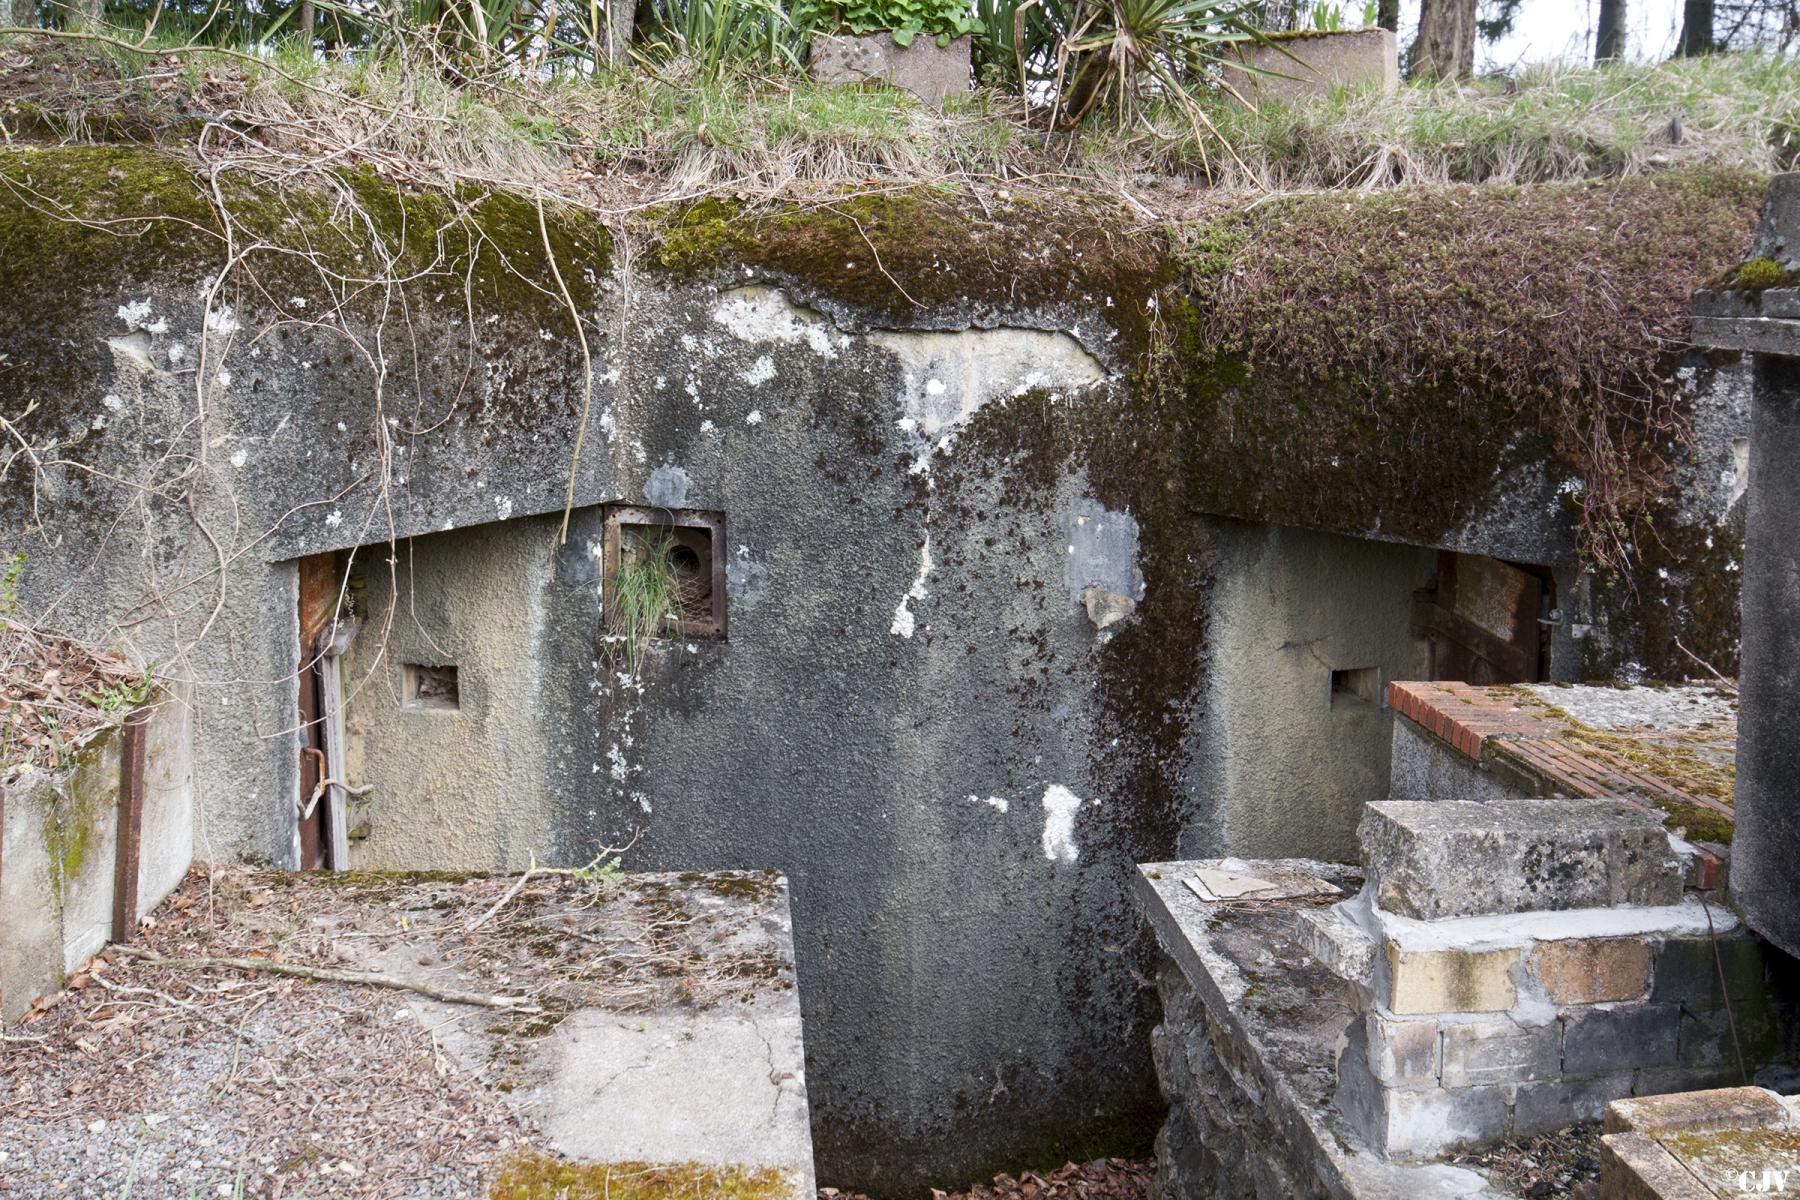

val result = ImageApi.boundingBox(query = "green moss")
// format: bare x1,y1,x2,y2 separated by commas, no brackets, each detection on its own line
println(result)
487,1152,791,1200
35,729,121,894
1732,255,1796,290
648,188,1167,351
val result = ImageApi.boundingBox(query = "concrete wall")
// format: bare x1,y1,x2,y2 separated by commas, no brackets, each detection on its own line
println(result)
1,690,193,1022
0,151,1756,1191
1195,520,1436,863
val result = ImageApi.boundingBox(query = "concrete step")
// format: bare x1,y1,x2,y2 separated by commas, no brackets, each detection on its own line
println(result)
1359,799,1682,921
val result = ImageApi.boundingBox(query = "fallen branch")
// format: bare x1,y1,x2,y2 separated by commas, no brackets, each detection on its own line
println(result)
465,833,641,933
112,946,540,1013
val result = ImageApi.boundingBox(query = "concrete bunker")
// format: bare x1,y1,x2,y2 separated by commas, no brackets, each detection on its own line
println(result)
0,138,1769,1194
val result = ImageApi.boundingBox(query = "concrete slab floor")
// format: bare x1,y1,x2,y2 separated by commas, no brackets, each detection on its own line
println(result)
0,865,814,1199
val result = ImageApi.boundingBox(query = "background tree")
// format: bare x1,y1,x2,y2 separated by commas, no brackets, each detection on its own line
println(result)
1595,0,1627,59
1377,0,1397,29
1675,0,1715,51
1411,0,1476,79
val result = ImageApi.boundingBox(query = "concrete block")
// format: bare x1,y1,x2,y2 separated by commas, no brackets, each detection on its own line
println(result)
807,32,971,107
1,771,65,1023
1439,1016,1560,1088
1296,902,1375,988
1359,799,1683,920
1383,942,1520,1016
1676,997,1780,1069
1564,1005,1681,1075
1529,938,1651,1004
1605,1086,1794,1135
1222,27,1398,109
1650,934,1767,1005
1339,1070,1511,1159
1366,1012,1439,1088
1512,1073,1636,1136
1600,1132,1716,1200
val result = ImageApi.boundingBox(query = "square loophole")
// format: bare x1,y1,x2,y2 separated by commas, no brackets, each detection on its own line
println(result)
404,663,460,710
1330,666,1381,708
602,505,727,640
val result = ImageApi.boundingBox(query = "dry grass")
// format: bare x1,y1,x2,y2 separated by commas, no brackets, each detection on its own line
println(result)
3,29,1796,214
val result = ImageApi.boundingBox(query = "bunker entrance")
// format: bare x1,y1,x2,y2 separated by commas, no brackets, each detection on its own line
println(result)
1414,550,1554,684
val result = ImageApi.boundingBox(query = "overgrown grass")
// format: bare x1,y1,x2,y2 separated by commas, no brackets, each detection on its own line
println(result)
4,28,1796,203
1153,53,1800,188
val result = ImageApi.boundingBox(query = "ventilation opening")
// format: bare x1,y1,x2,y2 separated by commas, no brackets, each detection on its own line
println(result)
1330,666,1381,708
604,506,727,639
404,663,460,710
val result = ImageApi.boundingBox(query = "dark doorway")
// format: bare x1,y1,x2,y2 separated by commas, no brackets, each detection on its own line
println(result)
1414,551,1554,684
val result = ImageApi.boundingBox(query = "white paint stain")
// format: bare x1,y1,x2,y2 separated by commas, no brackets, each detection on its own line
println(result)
1040,785,1082,863
229,450,247,468
870,328,1107,476
711,286,847,359
890,535,932,638
740,355,776,386
495,496,514,520
115,299,153,329
968,795,1010,813
747,410,764,426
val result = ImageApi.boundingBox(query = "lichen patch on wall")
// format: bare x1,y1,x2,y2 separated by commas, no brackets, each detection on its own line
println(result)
644,464,693,509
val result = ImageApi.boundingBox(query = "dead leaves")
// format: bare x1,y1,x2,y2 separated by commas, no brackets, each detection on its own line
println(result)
0,617,147,773
830,1159,1155,1200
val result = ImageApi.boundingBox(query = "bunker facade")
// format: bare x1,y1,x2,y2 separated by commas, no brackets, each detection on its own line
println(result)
0,144,1763,1191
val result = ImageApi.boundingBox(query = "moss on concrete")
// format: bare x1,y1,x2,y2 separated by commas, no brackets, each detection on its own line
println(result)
1730,256,1797,290
648,189,1168,351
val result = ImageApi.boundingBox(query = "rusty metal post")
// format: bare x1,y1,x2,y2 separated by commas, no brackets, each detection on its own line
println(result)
111,708,149,944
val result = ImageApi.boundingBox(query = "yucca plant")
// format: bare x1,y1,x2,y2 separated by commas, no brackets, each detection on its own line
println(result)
1050,0,1263,129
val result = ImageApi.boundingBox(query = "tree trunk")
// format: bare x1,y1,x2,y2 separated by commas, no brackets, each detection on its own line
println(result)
5,0,34,27
1595,0,1627,60
1410,0,1476,81
297,0,314,47
1377,0,1398,32
1674,0,1714,54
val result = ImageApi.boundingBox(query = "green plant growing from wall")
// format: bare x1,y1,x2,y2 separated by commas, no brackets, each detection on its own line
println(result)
607,532,680,677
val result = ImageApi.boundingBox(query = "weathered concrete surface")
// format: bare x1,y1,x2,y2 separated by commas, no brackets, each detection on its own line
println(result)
1224,28,1398,108
526,1004,812,1184
384,872,817,1198
808,32,971,106
1194,520,1435,862
1136,860,1508,1199
0,146,1761,1190
1689,173,1800,963
1,692,192,1022
1360,800,1683,920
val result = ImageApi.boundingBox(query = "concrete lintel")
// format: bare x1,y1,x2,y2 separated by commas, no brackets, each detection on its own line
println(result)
1690,314,1800,357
